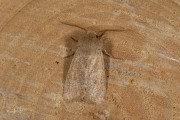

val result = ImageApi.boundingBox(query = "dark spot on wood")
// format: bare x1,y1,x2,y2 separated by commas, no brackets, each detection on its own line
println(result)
55,61,59,64
130,79,134,83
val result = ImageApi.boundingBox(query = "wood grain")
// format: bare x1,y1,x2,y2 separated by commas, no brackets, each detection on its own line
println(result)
0,0,180,119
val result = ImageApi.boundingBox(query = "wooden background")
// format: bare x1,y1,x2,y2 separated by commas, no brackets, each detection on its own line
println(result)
0,0,180,119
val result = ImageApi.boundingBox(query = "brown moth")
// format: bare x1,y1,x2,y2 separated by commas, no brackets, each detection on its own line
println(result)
62,23,127,104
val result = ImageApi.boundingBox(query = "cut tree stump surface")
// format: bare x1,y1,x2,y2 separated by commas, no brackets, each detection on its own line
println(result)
0,0,180,120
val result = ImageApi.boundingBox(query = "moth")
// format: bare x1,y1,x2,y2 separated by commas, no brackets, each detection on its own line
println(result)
62,22,128,104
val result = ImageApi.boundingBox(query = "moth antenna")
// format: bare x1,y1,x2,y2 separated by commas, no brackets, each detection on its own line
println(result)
61,22,87,31
97,29,132,38
71,37,78,42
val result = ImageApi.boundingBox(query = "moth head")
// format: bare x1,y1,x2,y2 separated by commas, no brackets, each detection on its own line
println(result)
83,31,102,41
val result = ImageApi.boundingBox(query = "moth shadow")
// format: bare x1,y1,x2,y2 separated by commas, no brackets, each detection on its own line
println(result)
62,30,84,85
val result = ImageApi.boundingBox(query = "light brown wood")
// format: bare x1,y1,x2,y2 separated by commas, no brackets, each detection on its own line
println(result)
0,0,180,119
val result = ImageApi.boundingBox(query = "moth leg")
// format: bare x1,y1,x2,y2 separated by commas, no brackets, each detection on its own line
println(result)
64,51,75,58
61,22,87,31
71,37,78,42
102,48,122,59
61,49,76,58
61,37,78,58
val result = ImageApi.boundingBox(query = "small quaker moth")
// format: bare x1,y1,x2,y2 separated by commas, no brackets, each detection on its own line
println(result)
61,22,128,104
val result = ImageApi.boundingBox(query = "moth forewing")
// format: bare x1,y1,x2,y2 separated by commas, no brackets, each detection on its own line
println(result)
84,49,106,104
63,48,83,101
63,31,106,104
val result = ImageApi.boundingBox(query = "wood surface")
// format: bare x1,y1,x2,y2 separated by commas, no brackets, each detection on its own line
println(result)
0,0,180,120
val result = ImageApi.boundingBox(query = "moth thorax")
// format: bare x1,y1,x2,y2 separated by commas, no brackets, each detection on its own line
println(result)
86,31,97,38
80,39,100,47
